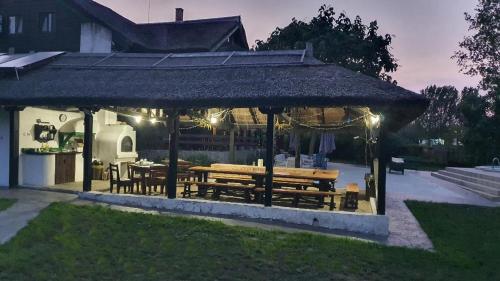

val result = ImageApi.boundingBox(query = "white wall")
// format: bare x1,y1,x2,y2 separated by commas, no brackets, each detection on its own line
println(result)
18,108,84,184
80,22,112,53
19,108,84,150
0,110,10,187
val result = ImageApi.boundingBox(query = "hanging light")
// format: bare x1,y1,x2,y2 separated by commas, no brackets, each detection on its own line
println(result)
210,115,218,125
134,116,143,124
370,115,380,126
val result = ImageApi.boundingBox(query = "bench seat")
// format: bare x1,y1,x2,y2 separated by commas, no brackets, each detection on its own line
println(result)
254,188,338,210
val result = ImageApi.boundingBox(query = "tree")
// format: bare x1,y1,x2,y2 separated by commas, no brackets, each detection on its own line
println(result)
255,5,398,83
414,85,461,143
454,0,500,164
454,0,499,116
458,87,499,164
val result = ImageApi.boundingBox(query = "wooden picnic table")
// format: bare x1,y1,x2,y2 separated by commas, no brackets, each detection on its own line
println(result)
130,163,166,195
189,164,339,191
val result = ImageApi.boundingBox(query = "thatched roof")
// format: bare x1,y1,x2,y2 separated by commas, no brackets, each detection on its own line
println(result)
67,0,248,52
0,51,428,130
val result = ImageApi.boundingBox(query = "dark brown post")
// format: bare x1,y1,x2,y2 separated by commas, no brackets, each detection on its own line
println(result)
294,130,301,168
229,128,236,163
259,107,283,207
7,107,23,187
167,110,180,199
82,109,94,192
376,125,387,215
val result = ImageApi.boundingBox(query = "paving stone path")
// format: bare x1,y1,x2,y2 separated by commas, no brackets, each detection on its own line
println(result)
0,189,76,244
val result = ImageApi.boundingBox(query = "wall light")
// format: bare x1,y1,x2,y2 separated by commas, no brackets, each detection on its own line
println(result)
150,118,157,124
134,116,143,124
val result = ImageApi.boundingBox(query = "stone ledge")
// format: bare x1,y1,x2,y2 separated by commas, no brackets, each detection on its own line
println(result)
79,192,389,236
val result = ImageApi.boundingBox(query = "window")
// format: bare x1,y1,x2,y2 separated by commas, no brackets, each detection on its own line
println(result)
8,16,23,34
40,12,55,33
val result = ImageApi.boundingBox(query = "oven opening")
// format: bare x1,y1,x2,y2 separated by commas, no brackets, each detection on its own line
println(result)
121,136,133,152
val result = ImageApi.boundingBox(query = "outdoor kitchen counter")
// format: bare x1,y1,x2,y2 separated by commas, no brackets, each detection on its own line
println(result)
20,151,83,187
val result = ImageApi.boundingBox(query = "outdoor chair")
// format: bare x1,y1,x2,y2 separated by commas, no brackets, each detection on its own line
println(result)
313,153,328,169
147,166,167,195
109,163,133,194
126,162,142,193
389,157,405,175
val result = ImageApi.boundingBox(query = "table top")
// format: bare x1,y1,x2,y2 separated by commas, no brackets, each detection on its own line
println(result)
190,164,339,181
130,163,166,171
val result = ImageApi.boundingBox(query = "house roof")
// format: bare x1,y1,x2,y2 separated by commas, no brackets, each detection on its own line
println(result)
0,51,428,130
67,0,248,52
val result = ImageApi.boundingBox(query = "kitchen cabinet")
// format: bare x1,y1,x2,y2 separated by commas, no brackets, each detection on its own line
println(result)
55,153,76,184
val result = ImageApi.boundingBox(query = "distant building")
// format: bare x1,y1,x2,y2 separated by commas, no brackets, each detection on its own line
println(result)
0,0,249,53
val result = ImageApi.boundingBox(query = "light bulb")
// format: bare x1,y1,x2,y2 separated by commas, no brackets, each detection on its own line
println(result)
134,116,142,124
370,115,380,127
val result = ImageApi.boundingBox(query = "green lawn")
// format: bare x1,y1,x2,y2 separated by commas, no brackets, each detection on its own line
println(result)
0,198,16,211
0,202,498,281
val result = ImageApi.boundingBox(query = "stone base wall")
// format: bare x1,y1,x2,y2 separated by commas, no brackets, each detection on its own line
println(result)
79,192,389,236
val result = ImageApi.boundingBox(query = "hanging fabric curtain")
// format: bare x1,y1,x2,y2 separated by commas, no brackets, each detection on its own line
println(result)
318,132,336,154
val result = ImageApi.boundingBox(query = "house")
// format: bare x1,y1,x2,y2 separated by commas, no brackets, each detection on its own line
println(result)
0,0,249,53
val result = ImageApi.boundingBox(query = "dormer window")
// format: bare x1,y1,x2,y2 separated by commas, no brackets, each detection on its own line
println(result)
8,16,23,34
40,13,55,33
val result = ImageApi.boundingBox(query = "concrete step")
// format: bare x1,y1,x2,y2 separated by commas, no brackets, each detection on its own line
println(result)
431,172,500,201
445,167,500,182
437,170,500,190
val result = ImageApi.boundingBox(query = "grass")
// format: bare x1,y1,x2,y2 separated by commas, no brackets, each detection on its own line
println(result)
0,202,499,281
0,198,16,211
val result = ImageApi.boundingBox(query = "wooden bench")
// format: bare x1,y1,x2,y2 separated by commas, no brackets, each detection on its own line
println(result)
210,174,255,185
211,174,314,189
344,183,360,210
254,188,338,210
182,181,255,202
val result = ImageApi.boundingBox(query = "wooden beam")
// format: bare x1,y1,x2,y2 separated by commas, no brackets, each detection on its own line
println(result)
6,107,23,187
258,107,284,207
167,110,180,199
82,109,93,192
294,130,301,168
376,125,387,215
264,112,275,207
229,128,236,164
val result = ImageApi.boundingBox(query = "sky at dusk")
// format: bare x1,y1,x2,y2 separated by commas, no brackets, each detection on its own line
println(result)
96,0,481,93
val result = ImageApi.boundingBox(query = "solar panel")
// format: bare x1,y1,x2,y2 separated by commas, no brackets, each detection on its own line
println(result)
0,52,64,69
47,50,312,70
0,54,26,65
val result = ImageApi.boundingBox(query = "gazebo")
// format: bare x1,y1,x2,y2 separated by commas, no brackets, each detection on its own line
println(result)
0,48,428,219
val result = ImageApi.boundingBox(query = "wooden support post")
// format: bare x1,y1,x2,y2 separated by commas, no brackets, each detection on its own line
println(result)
167,110,180,199
229,128,236,164
264,112,275,207
376,126,387,215
259,107,283,207
82,109,94,192
7,107,23,187
308,132,317,155
294,131,301,168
